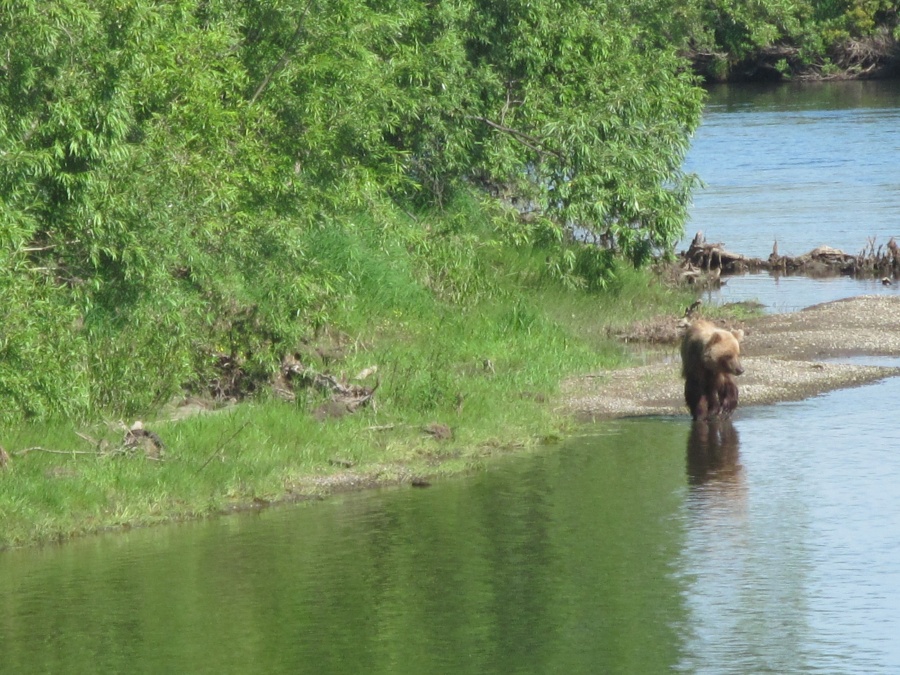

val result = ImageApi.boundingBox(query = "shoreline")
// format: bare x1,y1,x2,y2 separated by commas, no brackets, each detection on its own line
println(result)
188,296,900,515
6,295,900,550
561,295,900,419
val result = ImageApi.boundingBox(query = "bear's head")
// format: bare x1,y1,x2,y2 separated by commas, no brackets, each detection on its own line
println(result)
705,329,744,376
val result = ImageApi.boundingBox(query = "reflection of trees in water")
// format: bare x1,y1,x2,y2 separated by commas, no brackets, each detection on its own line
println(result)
686,420,742,487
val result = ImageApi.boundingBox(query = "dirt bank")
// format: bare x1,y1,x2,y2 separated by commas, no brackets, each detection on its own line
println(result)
562,295,900,420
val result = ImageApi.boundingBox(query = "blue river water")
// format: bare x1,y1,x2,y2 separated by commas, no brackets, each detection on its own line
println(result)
683,80,900,312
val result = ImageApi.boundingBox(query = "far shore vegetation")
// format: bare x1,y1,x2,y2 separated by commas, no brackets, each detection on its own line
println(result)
667,0,900,81
0,0,895,548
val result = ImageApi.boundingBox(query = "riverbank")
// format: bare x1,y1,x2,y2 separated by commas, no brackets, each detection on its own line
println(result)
683,11,900,83
563,295,900,419
216,296,900,504
0,262,696,550
4,294,898,550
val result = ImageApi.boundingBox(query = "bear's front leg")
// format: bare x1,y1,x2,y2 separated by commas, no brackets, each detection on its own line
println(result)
719,375,739,416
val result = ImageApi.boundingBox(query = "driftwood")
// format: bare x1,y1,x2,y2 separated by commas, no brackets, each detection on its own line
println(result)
124,421,166,460
10,421,167,463
276,354,379,419
680,232,900,282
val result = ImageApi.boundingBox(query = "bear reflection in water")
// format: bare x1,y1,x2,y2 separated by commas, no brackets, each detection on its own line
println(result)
686,419,742,486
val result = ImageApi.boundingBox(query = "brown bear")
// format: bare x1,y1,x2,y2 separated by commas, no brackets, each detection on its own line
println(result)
680,320,744,421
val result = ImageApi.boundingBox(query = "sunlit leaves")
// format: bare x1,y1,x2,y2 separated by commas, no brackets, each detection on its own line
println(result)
0,0,707,420
444,0,705,259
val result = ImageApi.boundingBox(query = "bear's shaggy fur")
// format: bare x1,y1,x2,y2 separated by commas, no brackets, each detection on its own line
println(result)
680,320,745,421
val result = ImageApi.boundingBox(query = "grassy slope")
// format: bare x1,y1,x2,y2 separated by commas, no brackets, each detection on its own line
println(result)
0,196,695,549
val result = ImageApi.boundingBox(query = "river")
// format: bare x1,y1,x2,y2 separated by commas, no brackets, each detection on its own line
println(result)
2,81,900,674
683,80,900,312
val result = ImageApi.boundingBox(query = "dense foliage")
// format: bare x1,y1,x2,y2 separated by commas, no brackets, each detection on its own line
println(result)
0,0,705,421
644,0,900,80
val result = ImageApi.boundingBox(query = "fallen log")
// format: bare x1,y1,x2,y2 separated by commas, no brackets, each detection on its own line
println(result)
682,231,765,273
275,353,379,417
680,232,900,280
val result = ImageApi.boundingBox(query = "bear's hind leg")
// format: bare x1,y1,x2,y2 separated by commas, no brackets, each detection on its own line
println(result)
685,378,709,421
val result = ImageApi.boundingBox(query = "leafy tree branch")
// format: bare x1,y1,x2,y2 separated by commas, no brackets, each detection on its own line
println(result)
465,115,565,160
249,0,316,105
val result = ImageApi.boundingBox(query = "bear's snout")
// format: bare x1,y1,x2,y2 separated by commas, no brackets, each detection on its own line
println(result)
734,364,744,376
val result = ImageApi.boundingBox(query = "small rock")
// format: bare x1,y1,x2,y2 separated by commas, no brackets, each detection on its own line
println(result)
328,457,354,468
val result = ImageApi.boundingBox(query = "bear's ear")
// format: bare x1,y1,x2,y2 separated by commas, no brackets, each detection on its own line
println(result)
732,329,744,342
707,332,723,346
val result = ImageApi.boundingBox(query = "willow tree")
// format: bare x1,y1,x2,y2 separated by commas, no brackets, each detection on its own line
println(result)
240,0,705,259
456,0,706,262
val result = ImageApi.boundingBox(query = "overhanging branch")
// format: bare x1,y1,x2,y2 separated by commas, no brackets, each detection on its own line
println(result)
466,115,564,160
249,0,316,106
